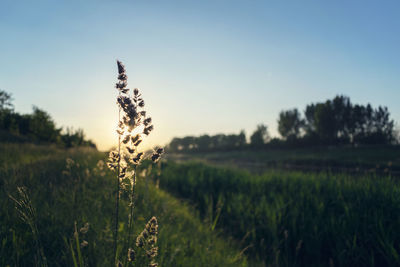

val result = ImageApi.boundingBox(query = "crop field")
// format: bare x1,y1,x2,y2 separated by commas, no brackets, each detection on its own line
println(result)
155,160,400,266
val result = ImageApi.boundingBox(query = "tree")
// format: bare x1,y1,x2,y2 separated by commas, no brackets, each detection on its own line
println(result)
238,130,246,147
168,137,182,152
331,95,352,141
278,108,303,140
181,136,196,150
303,96,353,144
313,102,336,143
0,90,15,131
303,95,395,145
0,90,95,147
304,103,316,134
0,90,13,111
354,105,394,144
250,124,269,146
197,134,211,151
61,127,86,147
29,106,61,142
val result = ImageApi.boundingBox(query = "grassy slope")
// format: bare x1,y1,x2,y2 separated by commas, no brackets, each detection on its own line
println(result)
0,144,249,267
156,161,400,267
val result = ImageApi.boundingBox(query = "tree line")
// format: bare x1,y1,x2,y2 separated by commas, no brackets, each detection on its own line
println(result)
168,95,397,152
168,131,247,152
0,90,96,148
278,95,395,145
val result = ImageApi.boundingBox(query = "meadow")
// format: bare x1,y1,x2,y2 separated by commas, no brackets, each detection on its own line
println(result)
154,159,400,266
0,143,250,267
167,145,400,176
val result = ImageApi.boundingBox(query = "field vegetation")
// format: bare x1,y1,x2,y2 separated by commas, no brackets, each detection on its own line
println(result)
0,144,249,267
167,145,400,175
154,161,400,266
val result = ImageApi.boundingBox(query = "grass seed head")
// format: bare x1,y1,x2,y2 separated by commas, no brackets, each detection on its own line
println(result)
151,148,164,163
80,240,88,248
117,60,125,74
128,248,135,262
80,222,89,234
112,61,163,264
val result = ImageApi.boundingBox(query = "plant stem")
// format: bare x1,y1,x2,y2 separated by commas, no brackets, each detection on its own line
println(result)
126,165,137,261
113,105,121,265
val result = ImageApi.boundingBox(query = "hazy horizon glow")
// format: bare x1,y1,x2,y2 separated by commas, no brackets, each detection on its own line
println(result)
1,0,399,150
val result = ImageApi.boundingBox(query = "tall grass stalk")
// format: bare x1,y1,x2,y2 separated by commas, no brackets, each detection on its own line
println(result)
9,187,48,267
125,165,137,262
113,89,122,264
108,60,163,266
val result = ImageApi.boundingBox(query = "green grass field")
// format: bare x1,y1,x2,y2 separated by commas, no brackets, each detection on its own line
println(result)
0,143,249,267
155,161,400,266
167,145,400,175
3,143,400,266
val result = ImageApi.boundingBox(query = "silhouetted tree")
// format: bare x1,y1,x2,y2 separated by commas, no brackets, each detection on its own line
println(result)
314,102,337,143
61,127,88,147
304,104,316,134
0,89,96,148
331,95,352,141
250,124,269,146
351,105,394,144
238,130,246,147
0,90,15,131
29,106,61,142
373,106,394,143
197,134,211,151
278,108,303,140
0,90,13,111
181,136,196,150
168,137,182,152
302,95,395,145
167,130,248,152
210,134,222,149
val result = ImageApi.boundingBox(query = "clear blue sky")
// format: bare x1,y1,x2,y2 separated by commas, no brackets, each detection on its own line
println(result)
1,0,399,150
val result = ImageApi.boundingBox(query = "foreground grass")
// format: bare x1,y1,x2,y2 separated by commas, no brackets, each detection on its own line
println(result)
0,144,249,266
156,161,400,267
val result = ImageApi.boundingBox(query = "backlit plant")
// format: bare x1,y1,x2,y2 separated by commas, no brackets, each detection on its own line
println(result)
108,60,163,266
